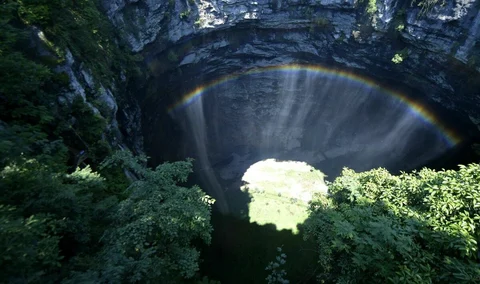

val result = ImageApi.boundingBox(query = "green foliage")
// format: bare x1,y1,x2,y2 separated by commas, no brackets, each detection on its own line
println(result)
0,157,116,282
356,0,377,18
392,8,406,35
66,151,214,283
0,0,137,168
367,0,378,15
392,48,409,64
17,0,55,26
392,53,404,63
20,0,133,87
265,247,290,284
55,97,109,162
0,1,213,282
0,149,213,282
0,2,54,126
395,23,405,32
304,165,480,283
0,205,62,283
0,123,68,170
195,17,206,27
0,3,209,281
180,10,191,20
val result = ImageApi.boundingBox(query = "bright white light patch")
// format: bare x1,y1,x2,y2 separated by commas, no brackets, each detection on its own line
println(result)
241,159,327,232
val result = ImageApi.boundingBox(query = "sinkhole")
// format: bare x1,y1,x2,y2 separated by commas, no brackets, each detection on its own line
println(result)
164,65,465,215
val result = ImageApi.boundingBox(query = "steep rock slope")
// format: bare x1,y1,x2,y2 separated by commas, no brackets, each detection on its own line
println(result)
103,0,480,131
100,1,479,170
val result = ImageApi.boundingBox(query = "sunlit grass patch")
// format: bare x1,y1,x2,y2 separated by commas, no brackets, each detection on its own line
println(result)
241,159,327,233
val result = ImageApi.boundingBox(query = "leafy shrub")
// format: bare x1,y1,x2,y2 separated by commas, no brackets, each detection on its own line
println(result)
392,48,409,64
411,0,446,17
0,205,62,283
66,152,214,283
367,0,378,15
195,17,206,27
265,247,290,284
0,149,213,283
180,10,191,20
392,53,404,63
395,22,405,31
0,158,113,282
304,165,480,283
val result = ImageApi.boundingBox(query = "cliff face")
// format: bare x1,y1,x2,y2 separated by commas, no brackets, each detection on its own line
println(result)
53,46,144,155
1,0,145,167
103,0,479,61
103,0,480,129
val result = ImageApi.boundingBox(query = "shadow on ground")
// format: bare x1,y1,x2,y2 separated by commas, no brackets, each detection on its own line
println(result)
199,213,318,284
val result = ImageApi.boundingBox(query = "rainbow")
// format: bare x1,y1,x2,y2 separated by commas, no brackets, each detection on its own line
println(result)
168,64,462,146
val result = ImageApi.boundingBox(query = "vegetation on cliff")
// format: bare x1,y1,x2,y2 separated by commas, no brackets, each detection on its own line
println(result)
0,0,133,164
0,1,212,282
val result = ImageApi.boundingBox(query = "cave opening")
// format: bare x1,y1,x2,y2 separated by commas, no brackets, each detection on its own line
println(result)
140,28,480,212
146,62,475,213
136,26,480,283
148,61,477,283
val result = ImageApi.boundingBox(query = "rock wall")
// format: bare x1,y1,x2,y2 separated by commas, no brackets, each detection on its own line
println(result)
103,0,480,129
103,0,479,65
34,27,145,156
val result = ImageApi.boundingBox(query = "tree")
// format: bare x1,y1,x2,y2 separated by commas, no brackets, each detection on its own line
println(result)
0,205,61,283
67,151,214,283
0,149,213,283
265,247,290,284
304,165,480,283
0,158,111,282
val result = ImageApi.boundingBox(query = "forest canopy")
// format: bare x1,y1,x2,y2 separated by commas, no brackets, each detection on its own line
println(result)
304,165,480,283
